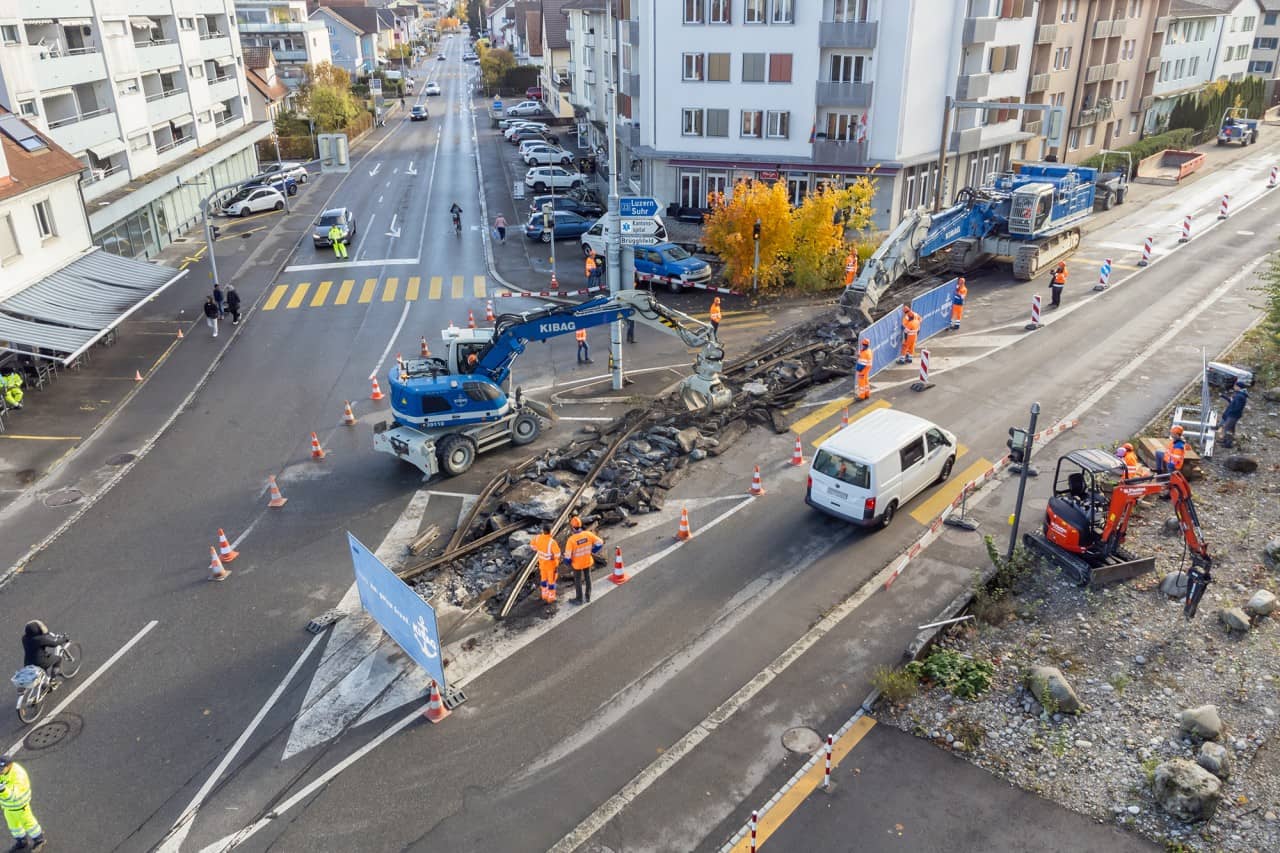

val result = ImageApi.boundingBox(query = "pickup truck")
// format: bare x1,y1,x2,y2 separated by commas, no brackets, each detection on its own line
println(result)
1217,108,1259,146
631,242,712,294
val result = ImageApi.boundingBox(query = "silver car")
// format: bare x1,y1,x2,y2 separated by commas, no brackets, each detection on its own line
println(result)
313,207,357,248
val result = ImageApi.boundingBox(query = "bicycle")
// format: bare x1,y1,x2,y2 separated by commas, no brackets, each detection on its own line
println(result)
452,214,462,237
12,638,83,724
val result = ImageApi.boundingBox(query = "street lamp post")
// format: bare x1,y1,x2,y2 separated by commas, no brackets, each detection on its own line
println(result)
605,0,623,390
271,132,290,214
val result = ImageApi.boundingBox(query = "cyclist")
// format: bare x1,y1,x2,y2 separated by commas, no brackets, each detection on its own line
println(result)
449,202,462,235
21,622,64,681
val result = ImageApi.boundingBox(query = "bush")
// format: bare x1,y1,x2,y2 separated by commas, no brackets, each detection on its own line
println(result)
905,647,995,699
872,665,919,705
1078,128,1195,172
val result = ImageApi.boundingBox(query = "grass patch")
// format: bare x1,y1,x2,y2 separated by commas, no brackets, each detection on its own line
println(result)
872,665,919,705
906,647,996,700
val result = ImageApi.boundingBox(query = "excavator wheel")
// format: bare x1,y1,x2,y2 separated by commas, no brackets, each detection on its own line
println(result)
510,411,542,445
437,434,478,477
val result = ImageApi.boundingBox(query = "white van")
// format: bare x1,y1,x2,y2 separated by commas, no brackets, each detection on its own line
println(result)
806,409,957,528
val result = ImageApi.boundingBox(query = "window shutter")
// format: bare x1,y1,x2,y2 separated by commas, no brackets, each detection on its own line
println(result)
768,53,793,82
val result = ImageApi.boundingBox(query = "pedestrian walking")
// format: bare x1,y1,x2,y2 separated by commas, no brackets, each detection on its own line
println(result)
530,523,561,605
584,251,597,285
1219,381,1249,448
493,213,507,243
203,296,219,338
225,284,241,325
708,297,722,338
575,328,591,364
212,283,225,319
1048,260,1067,308
950,278,967,330
856,337,872,400
563,516,604,605
0,755,46,851
328,223,348,259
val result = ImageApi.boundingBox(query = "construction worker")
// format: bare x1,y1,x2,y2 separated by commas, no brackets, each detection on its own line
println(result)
1,371,22,410
1219,381,1249,448
950,278,967,330
898,308,921,364
1157,425,1187,474
708,297,722,339
584,251,597,285
1120,443,1150,479
0,756,45,851
530,523,561,605
575,328,590,364
563,517,604,605
328,223,348,259
843,250,858,286
1049,260,1067,308
856,337,872,400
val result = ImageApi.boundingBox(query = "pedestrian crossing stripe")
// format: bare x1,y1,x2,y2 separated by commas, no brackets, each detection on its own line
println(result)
262,276,491,310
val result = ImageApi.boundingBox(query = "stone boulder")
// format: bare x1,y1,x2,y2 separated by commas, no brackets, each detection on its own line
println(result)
1197,741,1232,780
1220,607,1251,633
506,528,537,563
502,480,573,521
1024,666,1081,714
675,428,701,454
1264,538,1280,571
1159,571,1188,598
1246,589,1278,617
1222,455,1258,474
1152,758,1222,822
1261,386,1280,403
1179,705,1223,740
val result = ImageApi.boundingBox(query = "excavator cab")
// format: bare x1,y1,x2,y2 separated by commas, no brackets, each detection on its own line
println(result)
1043,449,1125,553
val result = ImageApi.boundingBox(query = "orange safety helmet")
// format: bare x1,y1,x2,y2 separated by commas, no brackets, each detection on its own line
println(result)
1123,442,1133,451
570,516,582,529
860,338,870,347
1170,425,1184,436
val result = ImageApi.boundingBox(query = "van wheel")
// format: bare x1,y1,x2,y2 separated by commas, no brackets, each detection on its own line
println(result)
879,500,897,529
935,456,955,485
581,243,594,257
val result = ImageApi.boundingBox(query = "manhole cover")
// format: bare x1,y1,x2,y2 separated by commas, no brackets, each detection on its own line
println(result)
43,489,83,507
25,720,71,750
106,453,136,466
782,726,822,754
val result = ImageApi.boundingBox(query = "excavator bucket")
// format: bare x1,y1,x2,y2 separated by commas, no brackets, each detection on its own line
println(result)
1086,554,1157,589
679,376,732,412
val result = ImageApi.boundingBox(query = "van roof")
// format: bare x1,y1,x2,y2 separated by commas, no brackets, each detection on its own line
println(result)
818,408,937,459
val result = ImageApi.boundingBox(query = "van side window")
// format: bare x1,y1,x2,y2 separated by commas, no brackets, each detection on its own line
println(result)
926,428,950,452
899,438,925,470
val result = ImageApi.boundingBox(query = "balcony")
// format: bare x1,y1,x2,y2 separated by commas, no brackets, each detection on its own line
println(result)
1147,55,1161,73
622,19,638,45
812,138,871,167
1153,15,1170,33
1036,24,1058,44
584,32,596,48
46,111,118,156
200,35,233,59
215,114,241,129
135,40,182,71
583,69,596,86
236,21,311,34
950,125,984,153
81,167,130,202
624,72,640,96
818,20,877,49
22,0,93,17
1110,19,1128,37
1092,19,1113,39
1084,62,1118,83
33,48,108,91
1027,72,1051,93
956,73,989,99
146,90,190,124
274,48,307,62
1024,119,1042,136
207,77,240,102
962,17,997,45
1139,95,1155,112
1076,107,1100,127
815,80,873,108
156,134,195,155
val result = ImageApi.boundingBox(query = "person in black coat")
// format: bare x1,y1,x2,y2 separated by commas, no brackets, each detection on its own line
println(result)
22,621,63,676
203,296,219,337
225,284,241,325
212,283,225,318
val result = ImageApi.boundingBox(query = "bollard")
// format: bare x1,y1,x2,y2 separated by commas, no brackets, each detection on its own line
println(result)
1178,214,1192,243
1218,193,1230,220
1269,166,1278,189
1093,257,1112,292
823,733,833,790
1025,293,1042,331
911,349,934,392
1138,235,1153,267
749,810,758,853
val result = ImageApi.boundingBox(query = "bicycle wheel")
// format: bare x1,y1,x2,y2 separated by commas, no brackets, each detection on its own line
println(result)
59,642,84,678
17,688,43,724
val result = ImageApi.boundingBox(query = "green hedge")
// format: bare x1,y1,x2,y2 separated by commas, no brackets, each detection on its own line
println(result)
1078,128,1195,172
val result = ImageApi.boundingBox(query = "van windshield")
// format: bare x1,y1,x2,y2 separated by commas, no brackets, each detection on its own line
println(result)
813,449,870,488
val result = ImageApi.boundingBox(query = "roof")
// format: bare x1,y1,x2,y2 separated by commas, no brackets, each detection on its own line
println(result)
817,409,945,460
526,10,543,54
324,4,397,34
0,110,86,204
242,45,273,70
310,7,364,34
514,0,539,36
1170,0,1248,14
247,67,290,103
561,0,607,10
541,0,571,50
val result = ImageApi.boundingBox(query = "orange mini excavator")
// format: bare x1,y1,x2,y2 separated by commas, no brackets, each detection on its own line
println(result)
1023,449,1213,617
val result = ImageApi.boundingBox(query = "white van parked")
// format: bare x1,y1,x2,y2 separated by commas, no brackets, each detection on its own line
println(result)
806,409,957,528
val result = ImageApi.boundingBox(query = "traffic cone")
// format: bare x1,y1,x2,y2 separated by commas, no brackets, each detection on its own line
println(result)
216,528,239,563
790,435,804,466
176,328,184,339
370,377,385,400
422,680,451,724
748,465,766,496
310,431,326,459
208,546,231,582
550,273,559,289
134,370,144,382
610,546,630,585
485,299,495,322
420,336,431,358
842,407,850,427
467,309,476,329
342,400,357,426
676,506,692,541
266,475,288,508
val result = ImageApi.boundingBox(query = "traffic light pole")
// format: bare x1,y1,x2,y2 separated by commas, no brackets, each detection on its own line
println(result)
1006,402,1040,562
605,0,623,391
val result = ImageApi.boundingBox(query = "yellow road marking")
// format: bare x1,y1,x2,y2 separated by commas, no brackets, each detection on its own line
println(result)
406,276,421,301
0,434,82,441
358,278,377,303
382,277,398,302
336,279,354,305
803,399,892,446
285,283,310,309
263,284,289,311
473,275,486,297
310,281,332,307
429,276,443,299
729,716,877,852
451,275,464,299
909,457,992,524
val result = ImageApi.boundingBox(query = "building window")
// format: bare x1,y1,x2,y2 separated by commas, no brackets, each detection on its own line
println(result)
180,17,195,31
682,52,705,81
707,53,730,81
683,0,705,24
766,110,790,138
682,108,705,136
1129,114,1140,133
829,54,866,83
1,25,18,45
0,214,19,264
1053,46,1071,70
742,109,763,137
17,99,37,117
1266,13,1279,26
129,132,151,151
1175,58,1184,78
742,52,765,82
768,53,793,82
709,0,730,23
1060,0,1079,23
707,108,729,137
1256,37,1279,50
772,0,794,24
1115,79,1128,99
34,200,56,240
988,45,1019,73
833,0,870,21
1242,16,1256,31
117,77,140,97
1250,60,1275,74
680,170,704,208
825,111,858,140
1189,56,1199,75
1067,128,1079,150
1121,39,1135,60
706,171,728,202
199,110,213,123
1084,125,1096,146
744,0,766,24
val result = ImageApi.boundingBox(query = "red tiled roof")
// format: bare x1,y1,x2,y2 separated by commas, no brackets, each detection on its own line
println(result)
0,109,86,204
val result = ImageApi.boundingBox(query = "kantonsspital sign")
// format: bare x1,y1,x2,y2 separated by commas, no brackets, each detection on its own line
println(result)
347,532,446,689
619,196,662,246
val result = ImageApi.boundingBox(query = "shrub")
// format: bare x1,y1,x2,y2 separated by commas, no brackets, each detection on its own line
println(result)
1078,128,1195,172
906,648,995,700
872,665,919,705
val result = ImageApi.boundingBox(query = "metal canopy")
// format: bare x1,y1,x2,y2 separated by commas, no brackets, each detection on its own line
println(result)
0,250,185,364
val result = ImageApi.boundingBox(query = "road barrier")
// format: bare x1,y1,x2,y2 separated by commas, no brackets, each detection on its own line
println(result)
1179,214,1192,243
823,734,833,790
1218,193,1230,220
1026,294,1042,330
1094,258,1112,292
1269,166,1277,189
633,272,742,295
1138,236,1153,267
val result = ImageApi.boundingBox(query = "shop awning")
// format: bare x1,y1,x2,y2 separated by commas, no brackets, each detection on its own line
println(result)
0,250,186,365
57,18,92,27
215,56,236,67
89,138,127,158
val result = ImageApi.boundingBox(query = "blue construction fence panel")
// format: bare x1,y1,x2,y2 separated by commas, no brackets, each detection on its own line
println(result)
862,305,903,380
911,277,959,345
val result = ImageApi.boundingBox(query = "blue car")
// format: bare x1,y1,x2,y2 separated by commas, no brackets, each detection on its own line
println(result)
245,174,298,196
524,210,593,243
632,242,712,293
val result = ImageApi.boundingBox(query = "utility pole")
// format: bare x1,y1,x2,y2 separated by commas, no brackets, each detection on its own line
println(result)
272,132,290,214
1006,402,1041,561
605,0,623,390
751,218,761,294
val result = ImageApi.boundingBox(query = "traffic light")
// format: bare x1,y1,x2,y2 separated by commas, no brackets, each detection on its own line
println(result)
752,219,761,241
1007,427,1028,464
210,224,221,241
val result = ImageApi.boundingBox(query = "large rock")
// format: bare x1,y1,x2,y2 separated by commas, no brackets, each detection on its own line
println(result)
502,480,573,521
675,428,701,454
1152,759,1222,822
1159,571,1189,598
1219,607,1251,633
1197,741,1232,780
1261,386,1280,403
1246,589,1278,617
506,528,537,563
1264,538,1280,571
1024,666,1081,714
1223,455,1258,474
1179,705,1223,740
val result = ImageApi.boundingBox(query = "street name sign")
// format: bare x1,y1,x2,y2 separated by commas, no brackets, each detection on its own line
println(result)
621,235,659,246
619,196,660,218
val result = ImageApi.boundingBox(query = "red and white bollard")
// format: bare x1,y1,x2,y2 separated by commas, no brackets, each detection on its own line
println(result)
823,733,833,790
1269,166,1278,189
918,350,930,384
1026,293,1042,330
749,810,759,853
1218,193,1230,220
1094,258,1112,292
1138,235,1153,267
1178,214,1192,243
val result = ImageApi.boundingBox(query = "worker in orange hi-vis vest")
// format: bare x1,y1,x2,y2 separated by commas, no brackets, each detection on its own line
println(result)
856,338,873,400
950,278,967,330
844,251,858,286
530,523,562,604
898,308,921,364
563,517,604,605
708,297,722,338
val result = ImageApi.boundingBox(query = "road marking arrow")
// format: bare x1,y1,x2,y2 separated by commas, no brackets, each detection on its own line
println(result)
406,160,418,176
369,163,381,178
385,214,401,239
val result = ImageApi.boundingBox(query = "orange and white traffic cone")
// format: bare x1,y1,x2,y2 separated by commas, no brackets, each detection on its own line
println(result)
310,431,326,459
342,400,357,426
422,680,451,724
134,370,144,382
370,377,385,400
420,336,431,358
176,328,184,339
467,309,476,329
748,465,766,496
790,435,804,466
485,299,495,322
610,546,630,585
216,528,239,563
208,546,231,582
676,506,692,541
842,407,850,427
266,475,288,508
550,273,559,289
396,352,404,371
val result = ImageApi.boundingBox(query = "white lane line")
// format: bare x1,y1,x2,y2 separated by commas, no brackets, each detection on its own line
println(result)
378,195,384,204
229,517,260,551
355,214,376,262
413,107,448,258
367,300,414,382
369,163,381,178
282,258,421,273
6,620,158,756
155,631,325,853
422,490,481,499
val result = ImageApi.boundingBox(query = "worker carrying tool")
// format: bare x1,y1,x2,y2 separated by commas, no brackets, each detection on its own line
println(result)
563,517,604,605
1156,425,1186,474
856,338,872,400
0,756,46,852
1120,443,1150,479
950,278,967,330
898,308,921,364
531,523,562,605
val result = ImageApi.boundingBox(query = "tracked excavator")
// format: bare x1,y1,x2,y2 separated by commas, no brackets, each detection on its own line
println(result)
372,289,731,478
1022,449,1213,618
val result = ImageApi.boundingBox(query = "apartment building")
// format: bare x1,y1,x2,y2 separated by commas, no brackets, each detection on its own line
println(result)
0,1,270,259
563,0,611,150
1147,0,1262,131
234,0,332,91
1211,0,1265,79
310,4,397,76
1248,0,1280,82
540,0,574,118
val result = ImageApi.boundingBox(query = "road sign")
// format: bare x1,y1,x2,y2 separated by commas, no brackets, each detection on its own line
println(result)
348,532,446,689
370,77,382,95
621,235,659,246
620,196,660,218
619,217,660,236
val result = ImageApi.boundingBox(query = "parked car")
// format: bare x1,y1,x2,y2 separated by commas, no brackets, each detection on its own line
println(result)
313,207,357,248
518,139,558,157
506,100,544,117
410,105,429,121
524,166,586,193
224,186,286,217
463,52,479,62
528,194,605,219
580,215,670,259
522,144,573,166
503,120,548,138
525,86,544,100
259,160,309,184
509,126,558,145
437,53,446,61
425,81,442,96
524,210,594,242
244,174,298,196
630,242,712,293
